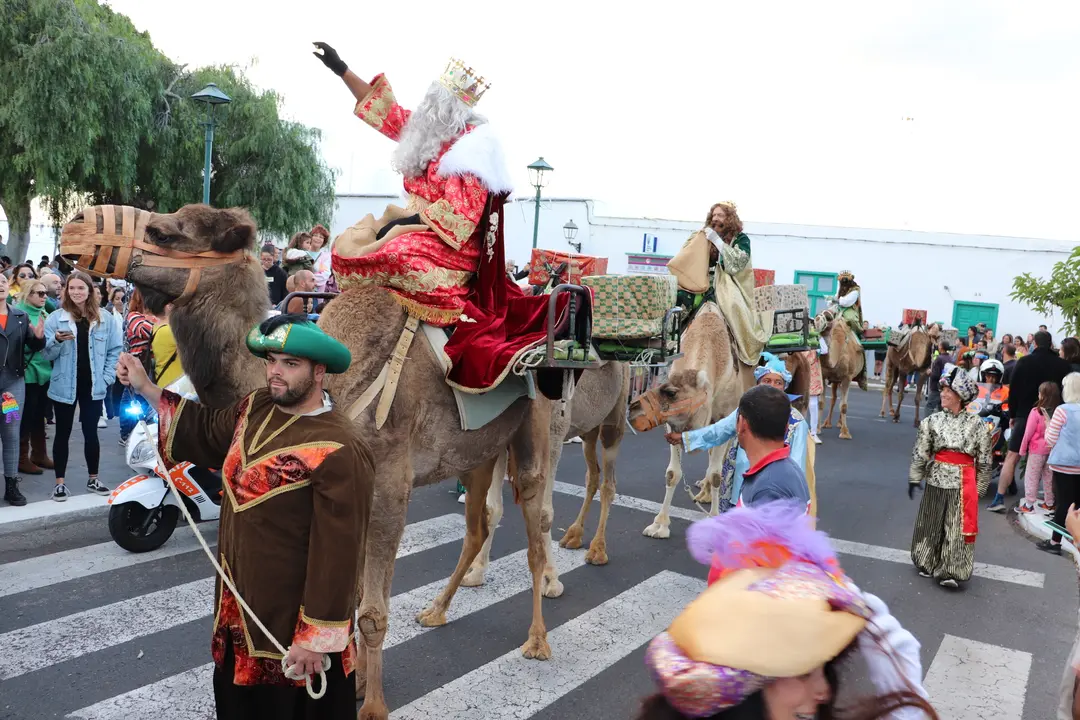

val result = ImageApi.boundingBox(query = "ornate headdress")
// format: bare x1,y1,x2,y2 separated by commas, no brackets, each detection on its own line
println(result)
939,362,977,403
716,200,738,211
754,352,792,388
645,503,872,716
837,270,855,283
438,58,490,107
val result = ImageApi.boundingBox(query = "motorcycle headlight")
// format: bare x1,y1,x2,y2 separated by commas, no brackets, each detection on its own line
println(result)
127,438,157,469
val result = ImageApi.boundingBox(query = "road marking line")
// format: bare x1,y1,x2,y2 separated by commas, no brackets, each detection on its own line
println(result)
67,545,591,720
923,634,1031,720
554,481,1044,588
392,570,705,720
829,538,1044,589
3,514,467,682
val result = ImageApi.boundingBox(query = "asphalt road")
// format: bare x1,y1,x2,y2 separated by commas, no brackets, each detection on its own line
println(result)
0,389,1076,719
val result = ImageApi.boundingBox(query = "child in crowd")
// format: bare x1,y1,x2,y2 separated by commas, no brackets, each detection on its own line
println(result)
1017,381,1061,514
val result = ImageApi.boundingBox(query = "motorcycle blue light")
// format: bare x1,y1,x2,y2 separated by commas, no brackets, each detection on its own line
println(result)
124,403,144,416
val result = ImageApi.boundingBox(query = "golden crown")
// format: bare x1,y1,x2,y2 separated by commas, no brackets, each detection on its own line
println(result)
438,58,490,107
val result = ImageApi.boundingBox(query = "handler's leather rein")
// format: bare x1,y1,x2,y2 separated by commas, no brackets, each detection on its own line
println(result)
631,390,709,432
60,205,248,307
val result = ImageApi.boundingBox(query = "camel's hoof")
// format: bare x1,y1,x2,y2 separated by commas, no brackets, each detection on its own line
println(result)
643,522,671,539
840,431,853,440
357,701,389,720
585,542,608,565
521,634,552,660
542,572,565,598
692,486,712,504
461,565,486,587
559,524,584,550
822,421,833,429
415,604,448,627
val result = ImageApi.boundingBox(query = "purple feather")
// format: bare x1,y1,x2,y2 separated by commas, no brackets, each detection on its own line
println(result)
685,501,838,571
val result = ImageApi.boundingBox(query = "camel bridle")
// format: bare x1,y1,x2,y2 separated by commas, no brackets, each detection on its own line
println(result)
60,205,249,307
630,389,709,432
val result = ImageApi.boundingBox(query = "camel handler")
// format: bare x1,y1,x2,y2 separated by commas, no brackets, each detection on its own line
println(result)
665,353,817,517
116,313,373,720
667,201,769,373
814,270,869,391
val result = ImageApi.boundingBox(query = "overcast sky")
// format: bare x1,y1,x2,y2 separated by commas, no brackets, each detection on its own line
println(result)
65,2,1080,239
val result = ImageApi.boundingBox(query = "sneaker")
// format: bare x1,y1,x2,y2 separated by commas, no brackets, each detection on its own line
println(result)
1038,502,1055,513
118,437,128,448
1015,503,1036,514
812,435,822,445
939,578,959,589
1036,539,1062,555
987,497,1006,513
86,478,110,495
457,493,466,504
97,417,108,429
918,570,932,578
52,483,69,502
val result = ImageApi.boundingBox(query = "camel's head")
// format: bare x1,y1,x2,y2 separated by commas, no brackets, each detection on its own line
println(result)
908,326,934,369
61,204,257,315
627,368,711,433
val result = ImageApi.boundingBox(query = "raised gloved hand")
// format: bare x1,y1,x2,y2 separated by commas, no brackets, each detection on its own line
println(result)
312,42,348,77
908,481,921,500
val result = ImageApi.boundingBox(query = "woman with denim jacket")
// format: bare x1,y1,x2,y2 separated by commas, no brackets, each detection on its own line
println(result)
42,271,122,502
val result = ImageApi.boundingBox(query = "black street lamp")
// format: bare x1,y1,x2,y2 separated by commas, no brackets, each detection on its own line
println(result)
563,219,580,253
191,83,232,205
527,157,553,249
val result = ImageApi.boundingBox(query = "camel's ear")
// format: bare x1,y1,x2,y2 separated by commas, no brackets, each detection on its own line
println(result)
213,211,257,253
696,369,711,393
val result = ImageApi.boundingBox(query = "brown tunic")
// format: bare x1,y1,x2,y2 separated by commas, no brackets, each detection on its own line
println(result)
157,387,372,686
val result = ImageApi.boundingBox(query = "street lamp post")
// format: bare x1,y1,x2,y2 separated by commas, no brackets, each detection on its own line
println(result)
527,157,553,249
563,219,580,253
191,83,232,205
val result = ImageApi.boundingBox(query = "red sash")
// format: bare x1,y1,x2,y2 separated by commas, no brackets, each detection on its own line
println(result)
934,449,978,544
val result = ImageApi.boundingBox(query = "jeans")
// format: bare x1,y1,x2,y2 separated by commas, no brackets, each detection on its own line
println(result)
0,379,25,477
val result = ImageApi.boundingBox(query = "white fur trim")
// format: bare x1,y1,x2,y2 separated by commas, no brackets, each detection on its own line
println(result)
438,124,514,195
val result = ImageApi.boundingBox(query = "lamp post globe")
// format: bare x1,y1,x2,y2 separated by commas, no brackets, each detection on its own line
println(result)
191,83,232,205
563,219,580,253
527,157,554,249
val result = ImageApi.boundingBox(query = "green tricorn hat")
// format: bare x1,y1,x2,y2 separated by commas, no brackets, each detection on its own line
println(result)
246,314,352,374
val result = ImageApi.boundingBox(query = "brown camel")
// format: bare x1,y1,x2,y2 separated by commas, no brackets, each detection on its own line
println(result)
879,325,937,426
60,204,559,720
462,361,630,593
782,351,810,417
625,302,747,535
819,318,865,440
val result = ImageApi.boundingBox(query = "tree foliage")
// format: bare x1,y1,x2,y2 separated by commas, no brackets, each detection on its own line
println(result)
0,0,335,260
1011,247,1080,335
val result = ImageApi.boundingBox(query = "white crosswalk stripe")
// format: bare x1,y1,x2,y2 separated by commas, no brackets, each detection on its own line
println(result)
0,486,1042,720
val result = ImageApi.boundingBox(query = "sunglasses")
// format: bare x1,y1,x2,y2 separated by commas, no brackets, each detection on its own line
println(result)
29,291,46,298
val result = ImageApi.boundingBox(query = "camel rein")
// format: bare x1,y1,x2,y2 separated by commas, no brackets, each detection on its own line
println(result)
632,390,709,432
142,419,330,699
63,205,249,307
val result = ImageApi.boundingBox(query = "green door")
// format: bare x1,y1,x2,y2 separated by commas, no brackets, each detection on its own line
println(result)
794,271,838,317
952,301,999,333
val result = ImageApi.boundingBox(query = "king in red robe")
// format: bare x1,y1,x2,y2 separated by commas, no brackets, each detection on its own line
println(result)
313,43,568,393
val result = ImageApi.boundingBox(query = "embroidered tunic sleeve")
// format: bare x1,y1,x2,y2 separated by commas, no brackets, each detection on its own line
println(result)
420,173,489,250
157,389,243,469
909,416,934,486
353,74,411,141
292,440,374,654
718,232,751,275
975,414,993,495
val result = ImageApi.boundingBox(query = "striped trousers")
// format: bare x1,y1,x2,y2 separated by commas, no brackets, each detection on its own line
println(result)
911,484,975,582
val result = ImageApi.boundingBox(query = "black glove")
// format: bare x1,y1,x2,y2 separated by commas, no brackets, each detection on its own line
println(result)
312,42,348,77
908,482,920,500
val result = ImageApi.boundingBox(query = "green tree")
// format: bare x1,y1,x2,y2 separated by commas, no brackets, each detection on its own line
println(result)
1,0,336,260
1011,247,1080,335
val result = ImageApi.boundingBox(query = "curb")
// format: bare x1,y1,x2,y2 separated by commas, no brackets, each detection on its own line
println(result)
1017,507,1080,564
0,495,111,537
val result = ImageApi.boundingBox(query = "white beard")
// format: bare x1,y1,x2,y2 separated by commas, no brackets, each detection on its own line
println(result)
391,82,486,178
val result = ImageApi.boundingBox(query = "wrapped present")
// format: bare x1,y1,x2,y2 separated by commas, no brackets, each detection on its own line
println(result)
528,249,608,287
753,268,776,288
902,309,928,327
754,284,809,333
582,274,678,339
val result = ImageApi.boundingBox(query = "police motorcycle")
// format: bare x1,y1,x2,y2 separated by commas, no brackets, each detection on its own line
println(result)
106,374,223,552
964,359,1009,477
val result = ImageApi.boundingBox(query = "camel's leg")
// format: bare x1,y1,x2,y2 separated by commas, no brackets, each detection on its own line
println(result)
463,450,508,587
913,374,925,427
561,426,601,551
645,432,681,539
510,403,553,660
417,456,499,627
879,360,891,418
357,471,413,720
539,429,564,598
823,384,838,429
894,371,907,424
697,443,727,514
586,422,624,565
839,380,853,440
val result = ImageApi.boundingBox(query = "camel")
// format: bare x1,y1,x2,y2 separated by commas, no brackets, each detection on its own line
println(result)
462,361,630,592
782,351,810,417
819,318,866,440
624,302,747,537
879,325,937,426
60,204,561,720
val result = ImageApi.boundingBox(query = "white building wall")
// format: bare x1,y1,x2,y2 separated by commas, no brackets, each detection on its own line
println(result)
331,194,1076,337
